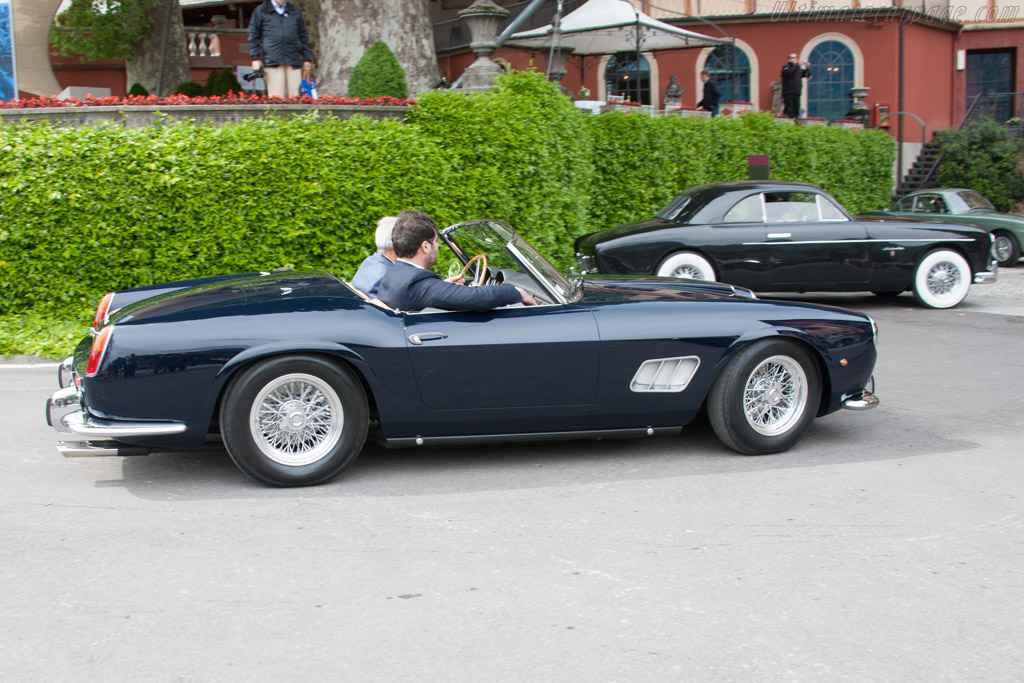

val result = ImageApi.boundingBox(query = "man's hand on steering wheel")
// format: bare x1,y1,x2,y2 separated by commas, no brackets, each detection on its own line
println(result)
451,253,488,287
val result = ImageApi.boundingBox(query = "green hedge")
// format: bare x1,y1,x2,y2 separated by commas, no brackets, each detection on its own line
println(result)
0,70,895,325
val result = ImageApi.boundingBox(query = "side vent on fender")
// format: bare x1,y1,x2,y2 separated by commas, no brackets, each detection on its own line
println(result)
630,356,701,393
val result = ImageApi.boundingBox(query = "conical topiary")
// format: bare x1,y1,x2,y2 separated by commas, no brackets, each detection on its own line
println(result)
205,68,242,96
347,41,407,99
128,82,149,97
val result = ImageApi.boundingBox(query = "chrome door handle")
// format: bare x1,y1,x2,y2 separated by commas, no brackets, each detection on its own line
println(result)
408,332,448,345
767,232,792,240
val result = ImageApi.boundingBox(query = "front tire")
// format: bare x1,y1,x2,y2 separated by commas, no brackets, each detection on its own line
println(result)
912,249,971,309
993,231,1021,267
707,339,821,455
656,252,716,280
220,355,368,487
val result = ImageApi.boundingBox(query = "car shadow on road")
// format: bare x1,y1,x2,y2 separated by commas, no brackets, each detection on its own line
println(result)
106,408,979,501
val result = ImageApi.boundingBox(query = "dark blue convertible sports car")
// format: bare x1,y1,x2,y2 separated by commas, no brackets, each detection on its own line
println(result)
47,219,879,487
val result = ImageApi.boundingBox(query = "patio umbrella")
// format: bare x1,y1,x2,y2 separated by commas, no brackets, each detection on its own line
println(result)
507,0,728,104
508,0,727,54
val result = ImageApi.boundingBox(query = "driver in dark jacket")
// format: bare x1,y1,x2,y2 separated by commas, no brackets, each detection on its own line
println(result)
247,0,311,98
377,210,537,312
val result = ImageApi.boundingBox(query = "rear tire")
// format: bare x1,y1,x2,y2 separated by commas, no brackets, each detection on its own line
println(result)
656,252,716,281
912,249,971,309
220,355,368,487
993,231,1021,267
707,339,821,455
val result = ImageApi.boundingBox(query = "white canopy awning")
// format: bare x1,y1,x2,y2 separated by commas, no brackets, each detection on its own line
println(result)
507,0,728,54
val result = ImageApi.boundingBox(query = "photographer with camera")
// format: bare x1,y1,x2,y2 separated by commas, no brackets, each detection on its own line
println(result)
247,0,312,99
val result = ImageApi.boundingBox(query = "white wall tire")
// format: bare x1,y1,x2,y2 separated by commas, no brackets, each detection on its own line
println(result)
912,249,971,309
656,252,716,281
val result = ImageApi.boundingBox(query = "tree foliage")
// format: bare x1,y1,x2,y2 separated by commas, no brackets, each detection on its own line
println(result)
347,41,408,99
51,0,162,62
935,118,1024,212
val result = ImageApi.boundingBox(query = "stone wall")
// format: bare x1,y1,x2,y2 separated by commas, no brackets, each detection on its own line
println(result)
0,105,410,128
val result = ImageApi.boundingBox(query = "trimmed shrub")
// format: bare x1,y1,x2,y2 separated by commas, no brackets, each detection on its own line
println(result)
204,68,242,96
174,81,205,97
347,41,407,99
935,117,1024,212
0,70,895,330
128,82,149,97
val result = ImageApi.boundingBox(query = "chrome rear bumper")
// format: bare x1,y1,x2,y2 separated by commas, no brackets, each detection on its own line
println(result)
47,376,187,458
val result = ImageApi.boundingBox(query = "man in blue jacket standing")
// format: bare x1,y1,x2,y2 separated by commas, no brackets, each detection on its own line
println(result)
378,211,537,312
248,0,311,98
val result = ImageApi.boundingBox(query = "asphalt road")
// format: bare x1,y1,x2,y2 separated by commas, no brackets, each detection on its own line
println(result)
2,271,1023,682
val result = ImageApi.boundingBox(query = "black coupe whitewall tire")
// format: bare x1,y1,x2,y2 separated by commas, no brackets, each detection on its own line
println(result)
707,339,820,455
912,249,971,309
656,252,716,280
220,355,368,487
993,231,1021,268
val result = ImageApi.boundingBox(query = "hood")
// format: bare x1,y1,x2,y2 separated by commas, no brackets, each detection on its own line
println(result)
575,218,674,253
579,276,756,303
108,270,353,326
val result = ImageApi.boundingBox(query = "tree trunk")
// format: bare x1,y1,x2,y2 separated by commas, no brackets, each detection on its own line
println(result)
125,0,191,96
318,0,439,97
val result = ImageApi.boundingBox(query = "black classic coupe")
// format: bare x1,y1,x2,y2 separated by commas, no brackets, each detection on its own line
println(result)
574,181,998,309
47,219,878,487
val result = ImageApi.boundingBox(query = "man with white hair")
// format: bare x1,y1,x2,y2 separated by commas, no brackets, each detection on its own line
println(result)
351,216,397,298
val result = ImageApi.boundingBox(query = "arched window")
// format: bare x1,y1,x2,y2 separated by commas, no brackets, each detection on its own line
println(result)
704,45,751,103
807,40,855,121
605,52,650,105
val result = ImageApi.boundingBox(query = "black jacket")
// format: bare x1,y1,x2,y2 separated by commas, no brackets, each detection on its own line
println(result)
247,0,311,68
781,62,811,96
698,79,721,109
378,261,522,312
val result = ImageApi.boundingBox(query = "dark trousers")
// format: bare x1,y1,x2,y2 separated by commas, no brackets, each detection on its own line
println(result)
783,93,801,118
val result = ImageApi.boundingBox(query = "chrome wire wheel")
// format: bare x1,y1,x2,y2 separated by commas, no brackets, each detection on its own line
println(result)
994,234,1013,263
248,372,344,467
925,260,963,297
742,355,809,437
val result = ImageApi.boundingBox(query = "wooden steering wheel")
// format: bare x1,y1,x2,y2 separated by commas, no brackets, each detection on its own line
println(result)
454,253,488,287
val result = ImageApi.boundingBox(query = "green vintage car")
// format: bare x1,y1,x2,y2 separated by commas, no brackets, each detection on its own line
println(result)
861,189,1023,267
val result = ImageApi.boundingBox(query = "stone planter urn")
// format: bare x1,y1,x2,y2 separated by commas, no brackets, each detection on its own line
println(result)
458,0,510,93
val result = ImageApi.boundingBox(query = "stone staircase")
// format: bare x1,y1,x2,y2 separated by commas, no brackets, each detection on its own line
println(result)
895,142,942,198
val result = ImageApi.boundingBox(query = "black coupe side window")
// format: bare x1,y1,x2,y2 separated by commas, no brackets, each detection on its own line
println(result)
722,194,763,223
764,192,819,222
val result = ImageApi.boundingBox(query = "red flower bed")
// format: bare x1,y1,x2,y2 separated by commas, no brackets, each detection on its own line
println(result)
1,92,414,109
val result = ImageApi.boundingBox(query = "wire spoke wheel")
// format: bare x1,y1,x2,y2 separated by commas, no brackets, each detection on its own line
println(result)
742,355,808,436
925,260,962,297
249,372,344,467
913,249,971,309
707,340,820,455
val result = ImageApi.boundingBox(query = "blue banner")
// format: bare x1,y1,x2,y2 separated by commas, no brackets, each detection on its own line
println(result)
0,0,16,101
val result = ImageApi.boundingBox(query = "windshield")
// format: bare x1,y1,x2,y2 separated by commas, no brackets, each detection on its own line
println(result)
955,190,994,211
441,219,576,303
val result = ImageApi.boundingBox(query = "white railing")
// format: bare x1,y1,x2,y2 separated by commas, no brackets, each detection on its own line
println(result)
187,30,222,58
